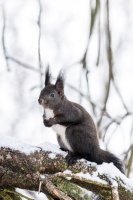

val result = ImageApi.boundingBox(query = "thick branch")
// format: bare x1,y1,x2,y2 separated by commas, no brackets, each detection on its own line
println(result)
0,136,133,200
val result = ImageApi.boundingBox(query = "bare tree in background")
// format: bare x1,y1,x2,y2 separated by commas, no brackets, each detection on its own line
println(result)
0,0,133,199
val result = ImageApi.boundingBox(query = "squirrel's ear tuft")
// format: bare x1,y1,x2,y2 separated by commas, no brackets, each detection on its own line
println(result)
45,67,52,86
55,70,65,97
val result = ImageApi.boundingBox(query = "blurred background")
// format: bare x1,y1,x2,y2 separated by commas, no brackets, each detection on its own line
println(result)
0,0,133,198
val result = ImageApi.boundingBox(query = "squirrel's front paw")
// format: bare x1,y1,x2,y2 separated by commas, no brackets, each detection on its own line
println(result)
43,119,52,127
49,117,56,125
43,118,55,127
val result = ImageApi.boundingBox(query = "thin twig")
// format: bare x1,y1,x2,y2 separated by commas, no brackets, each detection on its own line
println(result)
112,75,129,112
126,145,133,177
37,0,43,88
89,0,100,38
104,112,133,148
97,0,113,134
2,53,100,105
2,7,10,71
7,56,41,73
96,1,101,66
111,183,119,200
102,112,133,141
45,180,73,200
78,0,100,116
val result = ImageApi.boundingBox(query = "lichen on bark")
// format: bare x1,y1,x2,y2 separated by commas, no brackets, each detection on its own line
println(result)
0,143,133,200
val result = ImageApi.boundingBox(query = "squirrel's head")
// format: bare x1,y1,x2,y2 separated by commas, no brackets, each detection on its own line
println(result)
38,67,65,109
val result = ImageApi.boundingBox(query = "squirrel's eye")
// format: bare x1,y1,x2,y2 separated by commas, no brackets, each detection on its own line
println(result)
50,93,54,98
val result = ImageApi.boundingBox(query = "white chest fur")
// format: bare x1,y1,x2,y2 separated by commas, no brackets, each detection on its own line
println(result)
45,108,54,119
44,108,72,151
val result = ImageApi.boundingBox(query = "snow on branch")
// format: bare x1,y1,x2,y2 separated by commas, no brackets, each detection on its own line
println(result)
0,135,133,200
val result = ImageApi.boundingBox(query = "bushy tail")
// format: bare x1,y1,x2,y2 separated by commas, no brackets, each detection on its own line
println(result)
89,149,124,200
95,149,124,174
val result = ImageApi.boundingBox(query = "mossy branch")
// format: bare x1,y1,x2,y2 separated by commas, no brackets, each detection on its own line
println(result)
0,140,133,200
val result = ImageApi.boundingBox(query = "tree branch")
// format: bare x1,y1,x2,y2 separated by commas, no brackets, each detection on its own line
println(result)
37,0,43,87
2,7,10,71
0,136,133,200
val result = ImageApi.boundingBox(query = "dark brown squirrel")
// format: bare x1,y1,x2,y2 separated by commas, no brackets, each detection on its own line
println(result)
38,67,124,174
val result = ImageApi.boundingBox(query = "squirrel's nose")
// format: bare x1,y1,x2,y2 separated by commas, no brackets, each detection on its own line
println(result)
38,98,42,104
38,98,48,105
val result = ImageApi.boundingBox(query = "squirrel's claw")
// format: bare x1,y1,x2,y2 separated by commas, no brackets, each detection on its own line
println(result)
65,153,78,166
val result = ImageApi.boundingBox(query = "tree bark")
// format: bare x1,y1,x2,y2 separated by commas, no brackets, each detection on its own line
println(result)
0,141,133,200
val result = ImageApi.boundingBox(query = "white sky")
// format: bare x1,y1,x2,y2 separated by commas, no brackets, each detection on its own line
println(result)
0,0,133,192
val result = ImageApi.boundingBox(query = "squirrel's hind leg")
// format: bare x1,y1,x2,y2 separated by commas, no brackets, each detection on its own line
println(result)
65,152,83,165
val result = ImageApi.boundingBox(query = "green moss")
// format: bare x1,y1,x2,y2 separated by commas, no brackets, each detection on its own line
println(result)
0,189,33,200
51,177,92,200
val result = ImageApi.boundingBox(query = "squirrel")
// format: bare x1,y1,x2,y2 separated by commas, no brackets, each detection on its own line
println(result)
38,67,124,174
